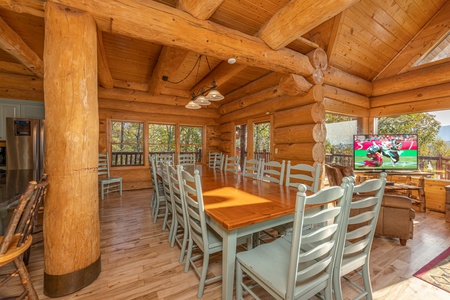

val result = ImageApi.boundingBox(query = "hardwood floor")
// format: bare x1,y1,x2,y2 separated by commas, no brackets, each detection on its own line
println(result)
2,189,450,299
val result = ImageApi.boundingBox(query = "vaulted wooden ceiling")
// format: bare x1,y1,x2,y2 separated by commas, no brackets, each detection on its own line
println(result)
0,0,449,114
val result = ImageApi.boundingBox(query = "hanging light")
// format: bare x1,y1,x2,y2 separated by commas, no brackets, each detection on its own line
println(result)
205,81,224,101
185,100,201,109
194,94,211,105
162,54,225,109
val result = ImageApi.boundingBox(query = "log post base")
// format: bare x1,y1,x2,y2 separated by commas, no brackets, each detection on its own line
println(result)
44,256,101,297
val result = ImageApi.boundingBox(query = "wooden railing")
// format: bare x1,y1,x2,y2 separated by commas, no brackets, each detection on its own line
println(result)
111,152,144,166
112,150,203,166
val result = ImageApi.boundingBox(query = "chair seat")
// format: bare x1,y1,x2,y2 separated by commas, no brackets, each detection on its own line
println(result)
0,234,33,267
340,251,367,276
236,237,329,299
98,177,121,184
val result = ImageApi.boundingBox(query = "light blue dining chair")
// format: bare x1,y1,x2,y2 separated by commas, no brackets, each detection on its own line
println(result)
260,159,286,185
285,161,322,192
332,173,387,300
224,155,239,174
167,164,189,264
235,178,354,300
180,168,251,298
242,158,262,179
149,155,166,223
178,153,195,165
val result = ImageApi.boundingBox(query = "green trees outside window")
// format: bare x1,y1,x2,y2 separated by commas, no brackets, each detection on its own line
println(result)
111,121,144,166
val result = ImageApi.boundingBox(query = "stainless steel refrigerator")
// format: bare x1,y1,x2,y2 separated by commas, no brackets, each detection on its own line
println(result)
6,117,45,183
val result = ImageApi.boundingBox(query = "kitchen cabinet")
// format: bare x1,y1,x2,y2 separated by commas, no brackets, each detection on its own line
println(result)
0,99,45,141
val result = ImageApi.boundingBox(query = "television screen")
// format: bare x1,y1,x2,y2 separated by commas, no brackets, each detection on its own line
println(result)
353,134,418,171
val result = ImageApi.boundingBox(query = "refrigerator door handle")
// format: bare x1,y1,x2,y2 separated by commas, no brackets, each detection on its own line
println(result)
33,121,39,172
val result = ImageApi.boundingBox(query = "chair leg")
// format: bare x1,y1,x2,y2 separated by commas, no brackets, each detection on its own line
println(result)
179,227,189,264
236,261,244,300
152,200,160,223
332,269,343,300
13,257,38,300
184,239,194,273
197,251,210,298
169,219,177,247
362,263,373,300
162,205,170,231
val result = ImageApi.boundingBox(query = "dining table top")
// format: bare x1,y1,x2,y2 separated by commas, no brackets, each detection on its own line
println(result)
178,164,301,231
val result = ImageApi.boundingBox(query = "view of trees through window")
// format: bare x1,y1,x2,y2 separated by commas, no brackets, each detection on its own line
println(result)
180,126,203,162
111,121,144,166
148,124,175,153
254,122,270,152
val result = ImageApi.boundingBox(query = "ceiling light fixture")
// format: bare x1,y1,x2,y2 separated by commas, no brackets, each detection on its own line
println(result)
162,54,224,109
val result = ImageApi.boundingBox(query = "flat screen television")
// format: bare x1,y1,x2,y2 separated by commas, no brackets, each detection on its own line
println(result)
353,134,419,171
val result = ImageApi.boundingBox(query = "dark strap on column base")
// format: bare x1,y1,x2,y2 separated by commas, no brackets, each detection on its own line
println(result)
44,256,101,297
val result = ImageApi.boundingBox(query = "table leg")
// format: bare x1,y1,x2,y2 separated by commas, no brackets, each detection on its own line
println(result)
222,230,237,300
418,177,426,212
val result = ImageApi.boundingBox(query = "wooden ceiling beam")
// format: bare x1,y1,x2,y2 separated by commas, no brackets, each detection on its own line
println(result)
0,0,44,17
47,0,316,77
148,46,189,96
220,72,284,104
372,60,450,96
97,29,114,89
98,87,188,105
0,61,34,75
257,0,359,50
191,62,246,95
0,16,44,78
177,0,223,20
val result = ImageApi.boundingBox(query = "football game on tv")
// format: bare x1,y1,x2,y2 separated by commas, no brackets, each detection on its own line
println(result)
353,134,419,171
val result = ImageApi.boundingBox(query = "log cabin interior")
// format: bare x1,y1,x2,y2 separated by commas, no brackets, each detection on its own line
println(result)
1,0,450,299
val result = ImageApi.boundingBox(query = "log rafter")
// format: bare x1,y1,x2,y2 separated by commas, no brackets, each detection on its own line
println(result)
97,29,114,89
177,0,223,20
257,0,359,50
148,46,190,96
0,16,44,78
42,0,317,77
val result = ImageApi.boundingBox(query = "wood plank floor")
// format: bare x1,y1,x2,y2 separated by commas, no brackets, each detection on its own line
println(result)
2,189,450,299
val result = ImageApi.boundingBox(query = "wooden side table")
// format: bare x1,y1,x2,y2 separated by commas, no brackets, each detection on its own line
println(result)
445,185,450,222
385,183,425,212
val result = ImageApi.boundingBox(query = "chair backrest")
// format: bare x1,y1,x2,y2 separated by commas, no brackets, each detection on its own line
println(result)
286,161,322,192
0,176,48,254
208,152,221,168
260,160,286,185
178,153,195,165
98,153,110,178
168,164,187,230
213,153,224,170
149,155,160,192
242,158,262,179
154,153,174,167
180,168,209,252
334,173,387,276
224,155,239,174
161,162,172,206
285,177,354,299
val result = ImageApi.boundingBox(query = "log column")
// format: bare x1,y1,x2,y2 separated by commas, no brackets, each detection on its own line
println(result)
43,3,100,297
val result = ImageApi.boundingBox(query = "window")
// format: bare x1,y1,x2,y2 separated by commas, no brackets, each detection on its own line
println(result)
253,121,271,162
111,121,144,166
180,126,202,162
325,114,357,166
148,123,175,155
414,31,450,67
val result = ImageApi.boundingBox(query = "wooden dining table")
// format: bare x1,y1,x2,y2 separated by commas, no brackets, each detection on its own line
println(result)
178,164,300,300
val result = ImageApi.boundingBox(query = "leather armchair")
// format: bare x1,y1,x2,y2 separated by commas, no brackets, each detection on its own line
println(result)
325,164,415,246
